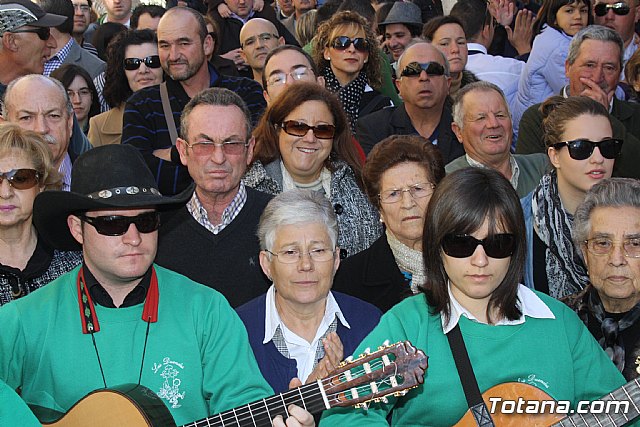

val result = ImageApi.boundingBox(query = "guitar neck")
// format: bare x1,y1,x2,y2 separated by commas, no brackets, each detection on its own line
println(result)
182,382,327,427
554,378,640,427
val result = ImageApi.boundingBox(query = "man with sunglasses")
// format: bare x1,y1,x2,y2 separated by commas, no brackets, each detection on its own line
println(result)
41,0,105,80
0,0,65,104
594,0,640,79
517,25,640,179
0,144,314,427
239,18,284,86
356,41,465,163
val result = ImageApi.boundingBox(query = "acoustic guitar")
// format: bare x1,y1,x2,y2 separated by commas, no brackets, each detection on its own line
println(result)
454,380,640,426
39,340,427,427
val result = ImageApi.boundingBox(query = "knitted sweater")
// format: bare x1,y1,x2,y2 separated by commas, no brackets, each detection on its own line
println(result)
236,291,382,393
320,292,626,426
0,265,273,426
156,187,272,308
242,159,382,258
122,63,266,195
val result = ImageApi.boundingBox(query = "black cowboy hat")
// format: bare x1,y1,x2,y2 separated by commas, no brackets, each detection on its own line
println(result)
33,144,192,251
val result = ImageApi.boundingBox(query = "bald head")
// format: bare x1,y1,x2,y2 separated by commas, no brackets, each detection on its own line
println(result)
398,41,450,75
240,18,283,75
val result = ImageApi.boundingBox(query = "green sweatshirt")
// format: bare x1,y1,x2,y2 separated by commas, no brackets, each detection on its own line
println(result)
0,379,39,426
0,265,273,426
320,292,627,426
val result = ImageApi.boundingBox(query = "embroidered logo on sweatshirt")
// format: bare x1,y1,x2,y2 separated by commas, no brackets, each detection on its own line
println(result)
517,374,550,389
152,357,185,408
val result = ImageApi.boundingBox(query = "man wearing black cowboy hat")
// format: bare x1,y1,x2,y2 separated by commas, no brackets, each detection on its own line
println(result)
0,144,314,427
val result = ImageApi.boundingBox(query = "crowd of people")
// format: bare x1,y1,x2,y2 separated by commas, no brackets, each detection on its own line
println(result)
0,0,639,424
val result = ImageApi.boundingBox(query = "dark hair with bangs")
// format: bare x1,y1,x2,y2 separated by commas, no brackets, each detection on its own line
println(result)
532,0,592,37
422,168,526,324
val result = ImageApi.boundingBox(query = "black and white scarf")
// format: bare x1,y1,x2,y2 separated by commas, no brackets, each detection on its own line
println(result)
322,66,367,135
532,171,589,298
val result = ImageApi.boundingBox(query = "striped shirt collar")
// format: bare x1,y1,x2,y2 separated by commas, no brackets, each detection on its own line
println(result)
58,153,72,192
186,183,247,235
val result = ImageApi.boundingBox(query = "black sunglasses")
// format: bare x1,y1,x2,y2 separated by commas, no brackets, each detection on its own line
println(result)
0,168,40,190
442,234,516,259
552,138,623,160
330,36,369,53
594,2,630,16
10,27,50,41
400,61,447,78
123,55,161,70
279,120,336,139
79,211,160,236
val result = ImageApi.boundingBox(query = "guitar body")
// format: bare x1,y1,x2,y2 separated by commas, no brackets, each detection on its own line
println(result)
454,382,567,426
42,384,176,427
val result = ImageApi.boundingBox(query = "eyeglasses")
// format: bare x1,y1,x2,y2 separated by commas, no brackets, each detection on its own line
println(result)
266,248,335,263
330,36,369,53
67,88,92,99
400,61,447,78
267,66,312,86
72,3,91,12
279,120,336,139
0,168,40,190
123,55,161,70
242,32,278,48
79,211,160,236
442,234,516,259
552,138,623,160
10,27,50,41
594,2,630,16
184,139,249,156
379,182,435,204
584,237,640,258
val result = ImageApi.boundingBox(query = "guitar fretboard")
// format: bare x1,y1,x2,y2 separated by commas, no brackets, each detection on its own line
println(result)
553,378,640,427
182,382,327,427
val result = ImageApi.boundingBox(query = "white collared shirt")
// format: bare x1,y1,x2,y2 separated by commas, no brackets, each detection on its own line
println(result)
466,154,520,191
442,283,555,334
263,285,351,383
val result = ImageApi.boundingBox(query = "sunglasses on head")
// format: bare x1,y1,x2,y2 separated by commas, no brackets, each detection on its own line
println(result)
123,55,161,70
594,2,630,16
330,36,369,53
279,120,336,139
79,211,160,236
552,138,623,160
0,168,40,190
10,27,50,41
400,61,447,78
442,234,516,259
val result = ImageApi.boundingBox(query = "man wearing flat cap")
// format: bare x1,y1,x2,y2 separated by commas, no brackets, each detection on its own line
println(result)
0,0,66,102
0,144,314,427
378,2,422,66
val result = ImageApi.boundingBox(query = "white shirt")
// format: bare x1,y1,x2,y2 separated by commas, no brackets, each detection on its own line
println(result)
58,154,72,192
442,283,556,334
263,285,350,383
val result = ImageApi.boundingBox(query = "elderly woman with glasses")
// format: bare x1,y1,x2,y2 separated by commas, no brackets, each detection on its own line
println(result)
312,11,392,135
333,135,445,312
243,82,382,259
321,167,626,426
563,178,640,381
88,29,163,146
236,189,381,394
0,124,81,306
521,96,621,298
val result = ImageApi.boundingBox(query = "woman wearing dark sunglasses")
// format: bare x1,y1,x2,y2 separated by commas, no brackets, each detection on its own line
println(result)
311,11,392,135
88,29,163,146
0,124,81,306
522,96,621,298
321,167,625,426
243,82,382,259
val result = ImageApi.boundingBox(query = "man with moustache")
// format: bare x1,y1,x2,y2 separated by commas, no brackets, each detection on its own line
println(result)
122,6,265,196
239,18,284,86
356,41,464,163
516,25,640,179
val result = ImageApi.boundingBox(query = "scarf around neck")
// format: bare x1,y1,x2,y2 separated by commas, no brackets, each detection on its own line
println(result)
322,66,367,135
386,229,425,293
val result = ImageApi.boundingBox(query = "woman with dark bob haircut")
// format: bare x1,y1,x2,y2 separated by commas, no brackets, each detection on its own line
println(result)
321,168,625,426
333,135,444,312
243,82,381,258
50,64,100,135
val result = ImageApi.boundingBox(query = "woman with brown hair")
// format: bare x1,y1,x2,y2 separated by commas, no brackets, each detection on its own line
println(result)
332,135,445,312
243,82,381,258
312,11,392,135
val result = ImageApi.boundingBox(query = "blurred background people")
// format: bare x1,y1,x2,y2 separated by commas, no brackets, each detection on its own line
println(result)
51,64,100,134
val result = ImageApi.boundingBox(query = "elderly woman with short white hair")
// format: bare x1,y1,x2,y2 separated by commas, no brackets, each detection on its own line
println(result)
235,189,381,393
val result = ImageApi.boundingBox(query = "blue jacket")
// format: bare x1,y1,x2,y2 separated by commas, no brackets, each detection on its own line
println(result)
513,26,572,137
236,291,382,393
